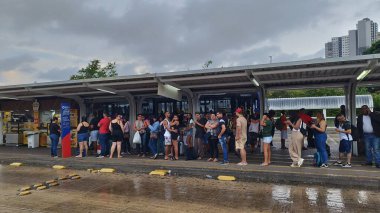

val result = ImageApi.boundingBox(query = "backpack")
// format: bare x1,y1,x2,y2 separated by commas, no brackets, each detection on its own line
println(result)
314,152,322,167
160,123,166,135
275,118,283,130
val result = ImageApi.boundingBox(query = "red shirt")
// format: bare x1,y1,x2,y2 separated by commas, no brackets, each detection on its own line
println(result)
98,117,111,134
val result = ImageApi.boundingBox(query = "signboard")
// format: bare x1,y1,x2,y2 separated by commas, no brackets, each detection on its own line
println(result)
60,103,71,158
157,82,182,101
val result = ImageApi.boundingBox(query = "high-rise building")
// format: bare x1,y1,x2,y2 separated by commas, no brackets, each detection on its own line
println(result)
325,42,333,58
325,18,378,58
376,32,380,41
357,18,378,54
348,30,358,56
342,35,350,57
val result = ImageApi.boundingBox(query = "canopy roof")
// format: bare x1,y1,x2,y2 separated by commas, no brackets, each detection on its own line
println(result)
0,54,379,101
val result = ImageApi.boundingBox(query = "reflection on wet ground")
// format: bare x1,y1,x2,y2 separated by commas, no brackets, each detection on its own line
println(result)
0,165,379,213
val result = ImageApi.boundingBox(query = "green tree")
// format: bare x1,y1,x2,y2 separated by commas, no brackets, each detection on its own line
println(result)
70,59,118,80
202,60,213,69
363,40,380,55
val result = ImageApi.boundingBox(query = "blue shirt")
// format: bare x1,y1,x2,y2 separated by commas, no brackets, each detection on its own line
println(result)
148,121,160,133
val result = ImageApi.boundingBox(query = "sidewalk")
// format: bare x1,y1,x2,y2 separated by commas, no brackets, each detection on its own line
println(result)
0,146,379,189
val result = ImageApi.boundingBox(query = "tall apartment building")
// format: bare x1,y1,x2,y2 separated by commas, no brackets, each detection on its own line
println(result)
325,18,378,58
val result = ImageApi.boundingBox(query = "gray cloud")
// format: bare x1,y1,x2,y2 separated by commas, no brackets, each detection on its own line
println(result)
0,0,379,85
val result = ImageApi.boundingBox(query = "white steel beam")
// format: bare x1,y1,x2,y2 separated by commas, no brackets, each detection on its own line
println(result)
261,75,357,84
252,63,368,76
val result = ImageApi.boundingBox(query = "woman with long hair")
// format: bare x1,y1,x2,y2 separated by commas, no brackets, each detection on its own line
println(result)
109,114,124,158
260,110,275,166
311,112,329,168
170,114,180,160
76,116,90,158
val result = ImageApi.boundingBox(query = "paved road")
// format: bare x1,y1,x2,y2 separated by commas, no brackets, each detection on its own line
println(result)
1,165,379,213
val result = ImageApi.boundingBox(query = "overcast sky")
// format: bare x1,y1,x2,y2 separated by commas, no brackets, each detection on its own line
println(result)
0,0,380,86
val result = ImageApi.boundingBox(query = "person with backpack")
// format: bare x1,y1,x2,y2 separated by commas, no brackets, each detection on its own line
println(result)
310,112,328,168
333,113,353,168
276,110,288,150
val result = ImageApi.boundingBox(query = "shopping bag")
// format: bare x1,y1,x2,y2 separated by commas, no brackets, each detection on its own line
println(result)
132,132,141,144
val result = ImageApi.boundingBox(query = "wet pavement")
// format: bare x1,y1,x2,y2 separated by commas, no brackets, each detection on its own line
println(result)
1,165,379,213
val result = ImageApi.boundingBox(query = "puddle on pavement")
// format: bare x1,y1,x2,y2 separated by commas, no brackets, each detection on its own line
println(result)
0,166,379,212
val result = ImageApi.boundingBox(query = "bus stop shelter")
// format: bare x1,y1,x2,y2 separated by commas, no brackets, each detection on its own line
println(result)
1,54,380,130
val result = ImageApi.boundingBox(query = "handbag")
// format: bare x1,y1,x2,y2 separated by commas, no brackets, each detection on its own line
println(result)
150,132,158,139
133,132,141,144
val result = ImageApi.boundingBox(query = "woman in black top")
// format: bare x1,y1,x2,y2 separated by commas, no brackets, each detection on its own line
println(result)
109,114,124,158
49,117,61,158
76,116,90,158
170,115,180,160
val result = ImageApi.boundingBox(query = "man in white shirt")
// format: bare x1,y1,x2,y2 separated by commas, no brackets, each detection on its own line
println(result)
357,105,380,168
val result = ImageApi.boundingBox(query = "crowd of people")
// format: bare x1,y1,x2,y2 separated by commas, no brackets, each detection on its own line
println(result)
48,105,380,169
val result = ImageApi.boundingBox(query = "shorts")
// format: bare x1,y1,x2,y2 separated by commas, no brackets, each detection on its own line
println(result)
281,130,288,140
235,138,247,150
90,130,99,141
164,136,172,145
262,136,273,144
77,133,89,142
339,139,352,153
186,129,193,136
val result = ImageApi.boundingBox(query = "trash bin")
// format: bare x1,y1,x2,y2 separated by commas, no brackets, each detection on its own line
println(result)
25,131,40,148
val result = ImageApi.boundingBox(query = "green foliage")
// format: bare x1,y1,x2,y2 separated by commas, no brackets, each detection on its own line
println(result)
202,60,213,69
267,88,344,98
363,40,380,55
70,59,118,80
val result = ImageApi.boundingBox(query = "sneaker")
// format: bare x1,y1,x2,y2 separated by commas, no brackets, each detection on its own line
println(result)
320,164,329,168
342,163,352,168
333,161,343,166
75,155,82,158
290,164,298,168
53,156,59,158
297,158,304,167
213,158,218,162
220,161,229,165
238,162,248,166
207,158,213,162
97,155,104,159
302,147,308,150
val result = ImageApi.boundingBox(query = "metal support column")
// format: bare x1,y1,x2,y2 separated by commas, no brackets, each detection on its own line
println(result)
344,82,357,124
0,112,3,145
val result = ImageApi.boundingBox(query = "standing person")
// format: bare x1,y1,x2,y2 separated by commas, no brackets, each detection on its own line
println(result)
97,112,111,158
280,110,288,150
310,112,328,168
260,110,275,166
248,114,260,153
89,112,100,155
333,113,353,168
235,107,248,166
217,111,229,165
148,115,160,159
205,113,219,162
194,112,207,160
162,112,172,160
157,116,165,156
109,114,124,159
286,111,304,167
134,114,146,157
185,114,195,160
334,105,346,128
76,116,90,158
357,105,380,168
299,108,309,150
170,115,180,160
122,116,131,155
49,117,61,158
